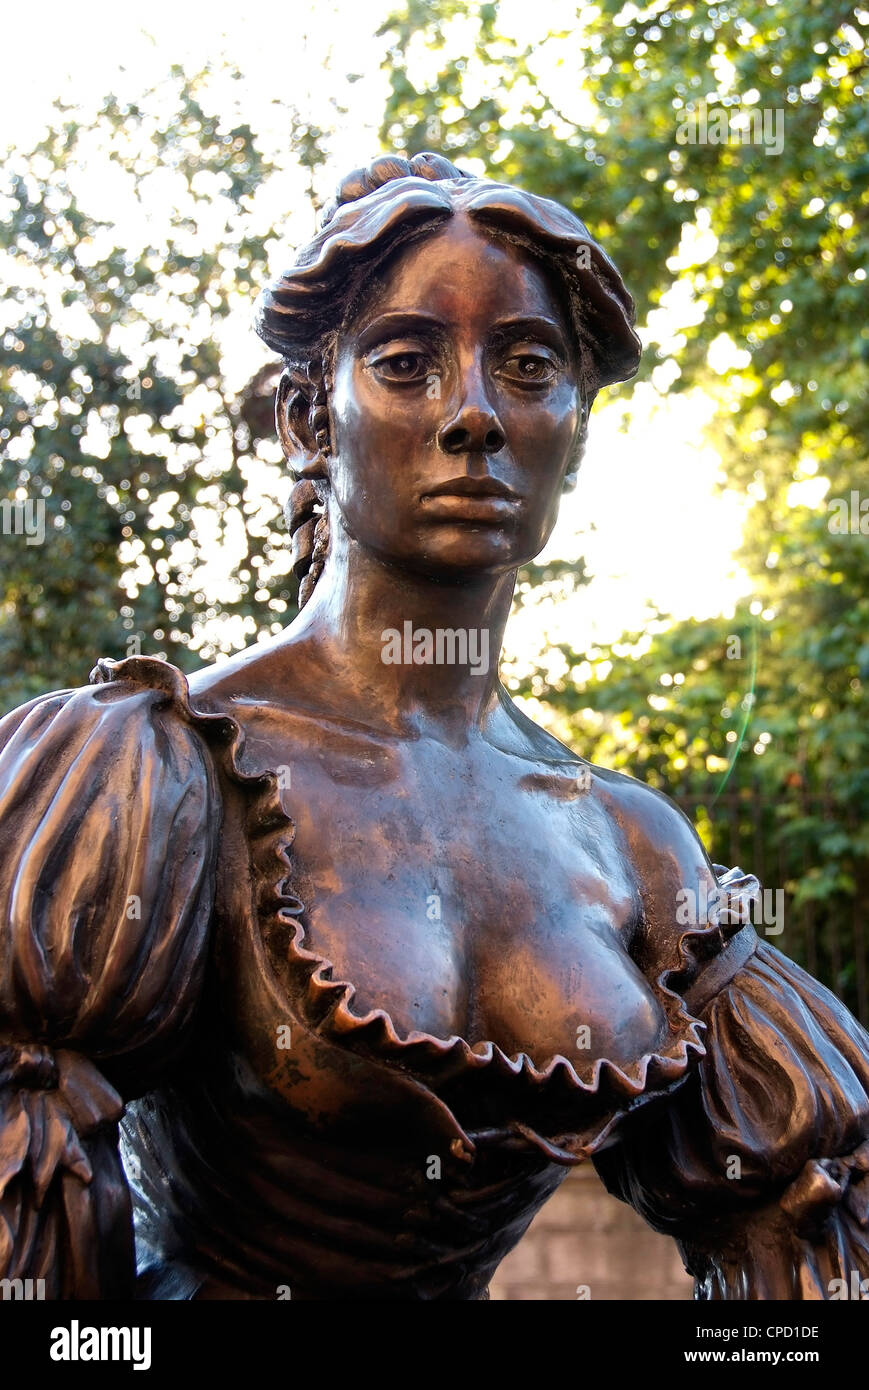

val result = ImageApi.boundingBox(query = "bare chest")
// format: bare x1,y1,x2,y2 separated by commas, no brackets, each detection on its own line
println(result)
235,715,667,1068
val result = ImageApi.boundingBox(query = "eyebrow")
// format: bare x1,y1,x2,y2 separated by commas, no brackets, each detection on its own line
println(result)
488,316,570,353
355,312,446,350
355,311,570,353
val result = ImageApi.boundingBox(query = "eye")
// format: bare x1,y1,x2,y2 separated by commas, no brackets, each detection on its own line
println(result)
366,345,431,384
497,350,561,387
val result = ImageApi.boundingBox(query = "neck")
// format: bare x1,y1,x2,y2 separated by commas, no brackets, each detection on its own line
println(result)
286,524,515,737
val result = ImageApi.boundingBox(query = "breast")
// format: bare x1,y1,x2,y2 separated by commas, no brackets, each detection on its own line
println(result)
469,905,670,1070
201,721,706,1205
278,784,666,1073
221,708,669,1076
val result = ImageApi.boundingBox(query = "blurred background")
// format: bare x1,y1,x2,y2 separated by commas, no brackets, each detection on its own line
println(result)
1,0,866,1297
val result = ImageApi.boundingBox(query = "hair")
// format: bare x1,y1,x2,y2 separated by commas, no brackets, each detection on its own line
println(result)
253,152,642,606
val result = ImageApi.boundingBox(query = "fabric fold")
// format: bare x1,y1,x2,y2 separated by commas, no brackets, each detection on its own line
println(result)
594,940,869,1298
0,661,222,1296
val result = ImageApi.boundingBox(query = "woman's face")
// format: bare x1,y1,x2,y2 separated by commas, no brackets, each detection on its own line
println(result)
326,213,585,579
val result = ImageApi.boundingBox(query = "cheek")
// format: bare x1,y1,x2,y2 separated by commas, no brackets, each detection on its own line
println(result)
549,406,581,470
330,384,384,499
508,392,580,487
517,397,580,541
328,379,424,541
331,366,442,485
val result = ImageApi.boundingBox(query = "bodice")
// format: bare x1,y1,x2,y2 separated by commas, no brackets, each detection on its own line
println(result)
101,657,749,1298
15,653,864,1305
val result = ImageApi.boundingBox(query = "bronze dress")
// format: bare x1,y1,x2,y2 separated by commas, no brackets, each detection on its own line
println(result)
0,655,867,1300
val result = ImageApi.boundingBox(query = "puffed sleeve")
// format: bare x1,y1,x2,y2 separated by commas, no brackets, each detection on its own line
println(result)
594,868,869,1300
0,657,220,1298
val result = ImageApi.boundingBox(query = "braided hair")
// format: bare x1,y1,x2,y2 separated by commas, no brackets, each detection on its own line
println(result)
254,152,642,606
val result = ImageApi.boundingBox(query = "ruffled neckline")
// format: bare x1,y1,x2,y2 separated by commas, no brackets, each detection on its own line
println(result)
90,654,752,1162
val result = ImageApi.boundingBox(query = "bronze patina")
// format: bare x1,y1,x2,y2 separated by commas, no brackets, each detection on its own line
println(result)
0,153,867,1300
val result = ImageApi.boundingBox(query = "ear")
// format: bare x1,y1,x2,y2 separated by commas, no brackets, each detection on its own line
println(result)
275,369,328,479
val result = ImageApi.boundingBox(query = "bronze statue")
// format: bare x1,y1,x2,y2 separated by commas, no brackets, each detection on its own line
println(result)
1,153,867,1301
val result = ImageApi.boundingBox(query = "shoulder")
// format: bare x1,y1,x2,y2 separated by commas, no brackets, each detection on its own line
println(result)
184,630,293,707
591,767,763,1000
0,655,226,821
499,693,734,975
499,688,712,890
0,657,226,1085
593,766,714,897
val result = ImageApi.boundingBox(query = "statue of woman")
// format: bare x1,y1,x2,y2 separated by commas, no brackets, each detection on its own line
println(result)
0,153,866,1301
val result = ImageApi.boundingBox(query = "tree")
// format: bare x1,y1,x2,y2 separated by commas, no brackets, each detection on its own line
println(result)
0,68,319,706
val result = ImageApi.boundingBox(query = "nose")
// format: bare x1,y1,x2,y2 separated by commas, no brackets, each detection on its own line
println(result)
437,377,507,456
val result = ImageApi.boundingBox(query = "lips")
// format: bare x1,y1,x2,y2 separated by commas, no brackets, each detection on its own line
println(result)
423,477,519,501
420,476,521,522
420,494,519,522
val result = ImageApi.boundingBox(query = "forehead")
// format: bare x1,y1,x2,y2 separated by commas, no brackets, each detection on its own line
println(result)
348,213,571,336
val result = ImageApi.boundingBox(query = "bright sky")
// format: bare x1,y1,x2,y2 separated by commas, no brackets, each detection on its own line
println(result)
2,0,752,667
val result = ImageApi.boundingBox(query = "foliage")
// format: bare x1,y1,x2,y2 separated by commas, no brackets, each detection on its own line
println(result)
0,69,299,704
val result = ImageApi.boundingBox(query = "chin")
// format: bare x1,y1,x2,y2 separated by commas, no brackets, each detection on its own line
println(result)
410,526,532,578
